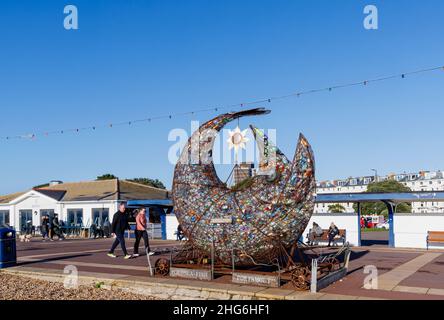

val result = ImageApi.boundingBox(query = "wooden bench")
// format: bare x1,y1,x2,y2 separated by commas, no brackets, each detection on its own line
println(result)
427,231,444,250
307,229,346,246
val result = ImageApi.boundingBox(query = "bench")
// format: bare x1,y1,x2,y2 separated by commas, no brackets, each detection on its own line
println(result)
427,231,444,250
307,229,346,246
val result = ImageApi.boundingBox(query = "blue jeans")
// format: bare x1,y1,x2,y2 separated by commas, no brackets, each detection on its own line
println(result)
109,233,128,256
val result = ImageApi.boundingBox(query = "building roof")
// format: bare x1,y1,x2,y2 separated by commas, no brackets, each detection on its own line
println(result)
0,179,169,204
0,192,26,204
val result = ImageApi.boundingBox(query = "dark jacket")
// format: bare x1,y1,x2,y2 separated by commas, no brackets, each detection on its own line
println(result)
328,226,339,237
111,211,130,235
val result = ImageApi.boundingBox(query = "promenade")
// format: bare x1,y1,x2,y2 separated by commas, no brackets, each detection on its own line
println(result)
2,237,443,300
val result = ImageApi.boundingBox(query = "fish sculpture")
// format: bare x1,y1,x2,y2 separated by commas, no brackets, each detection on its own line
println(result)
172,108,316,265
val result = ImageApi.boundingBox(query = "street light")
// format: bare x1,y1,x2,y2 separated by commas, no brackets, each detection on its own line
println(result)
371,169,378,182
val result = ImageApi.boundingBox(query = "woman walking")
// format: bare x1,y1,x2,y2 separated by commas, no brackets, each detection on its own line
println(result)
133,208,154,257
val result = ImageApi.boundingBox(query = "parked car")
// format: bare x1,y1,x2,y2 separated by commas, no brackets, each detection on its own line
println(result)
376,222,389,230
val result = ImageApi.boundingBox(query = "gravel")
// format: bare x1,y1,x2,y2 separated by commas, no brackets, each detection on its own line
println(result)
0,272,158,300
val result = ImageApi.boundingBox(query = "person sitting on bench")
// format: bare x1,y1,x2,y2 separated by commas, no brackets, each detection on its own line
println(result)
328,222,340,247
307,222,323,245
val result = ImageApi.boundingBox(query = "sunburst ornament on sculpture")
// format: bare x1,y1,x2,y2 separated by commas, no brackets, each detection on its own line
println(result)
227,126,249,159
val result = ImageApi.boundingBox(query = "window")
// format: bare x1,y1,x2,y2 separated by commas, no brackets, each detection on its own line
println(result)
40,209,55,223
67,209,83,226
92,208,110,226
0,210,10,227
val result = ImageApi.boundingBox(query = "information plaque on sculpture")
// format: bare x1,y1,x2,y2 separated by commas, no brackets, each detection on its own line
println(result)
232,272,280,288
170,267,213,281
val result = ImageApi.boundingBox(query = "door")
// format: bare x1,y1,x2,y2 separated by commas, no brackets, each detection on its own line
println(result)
19,210,33,233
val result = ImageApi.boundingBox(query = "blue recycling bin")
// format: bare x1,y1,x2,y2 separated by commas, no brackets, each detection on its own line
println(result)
0,227,17,268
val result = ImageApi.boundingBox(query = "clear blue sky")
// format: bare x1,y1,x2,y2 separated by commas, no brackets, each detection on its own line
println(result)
1,0,443,195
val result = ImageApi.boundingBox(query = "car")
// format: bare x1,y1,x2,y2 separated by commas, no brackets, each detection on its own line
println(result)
376,222,389,229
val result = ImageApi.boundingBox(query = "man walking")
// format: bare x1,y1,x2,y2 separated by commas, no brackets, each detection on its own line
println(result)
107,202,132,259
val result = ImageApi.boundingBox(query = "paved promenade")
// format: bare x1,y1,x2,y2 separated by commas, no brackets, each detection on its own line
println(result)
4,237,444,300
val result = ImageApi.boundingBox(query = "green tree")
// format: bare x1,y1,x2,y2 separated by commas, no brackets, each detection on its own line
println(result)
96,174,118,180
129,178,166,189
328,204,346,213
353,180,412,216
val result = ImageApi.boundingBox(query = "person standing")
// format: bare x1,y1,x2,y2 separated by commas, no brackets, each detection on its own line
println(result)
107,202,132,259
133,208,154,257
41,216,49,241
50,214,65,241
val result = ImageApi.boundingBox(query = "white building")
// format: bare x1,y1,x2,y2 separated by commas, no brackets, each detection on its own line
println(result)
0,179,169,232
315,170,444,214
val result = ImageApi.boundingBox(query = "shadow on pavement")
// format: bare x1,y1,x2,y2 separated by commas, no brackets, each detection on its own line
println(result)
18,254,93,266
361,239,389,246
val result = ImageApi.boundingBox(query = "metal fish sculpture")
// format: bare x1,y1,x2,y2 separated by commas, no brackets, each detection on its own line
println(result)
172,108,316,265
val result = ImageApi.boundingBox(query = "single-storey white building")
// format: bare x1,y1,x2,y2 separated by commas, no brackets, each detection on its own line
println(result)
0,179,169,233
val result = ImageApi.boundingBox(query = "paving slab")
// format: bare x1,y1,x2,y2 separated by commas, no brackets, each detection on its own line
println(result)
319,293,359,300
228,285,266,295
427,288,444,296
255,288,296,300
285,292,324,300
377,253,442,291
393,285,429,294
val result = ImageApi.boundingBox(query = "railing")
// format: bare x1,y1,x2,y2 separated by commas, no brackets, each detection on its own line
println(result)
125,223,163,240
147,223,162,239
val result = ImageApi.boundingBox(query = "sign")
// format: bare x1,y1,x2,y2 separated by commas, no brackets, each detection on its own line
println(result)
232,272,280,288
170,267,212,281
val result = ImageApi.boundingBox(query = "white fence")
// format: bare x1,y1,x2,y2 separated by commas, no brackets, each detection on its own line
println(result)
166,214,179,240
394,213,444,249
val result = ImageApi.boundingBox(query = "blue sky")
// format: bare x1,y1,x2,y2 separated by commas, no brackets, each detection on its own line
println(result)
1,0,443,195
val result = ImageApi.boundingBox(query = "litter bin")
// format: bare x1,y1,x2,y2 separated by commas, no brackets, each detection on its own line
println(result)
0,227,17,268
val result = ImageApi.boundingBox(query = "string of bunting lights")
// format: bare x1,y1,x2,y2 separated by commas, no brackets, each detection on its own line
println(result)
2,65,443,142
